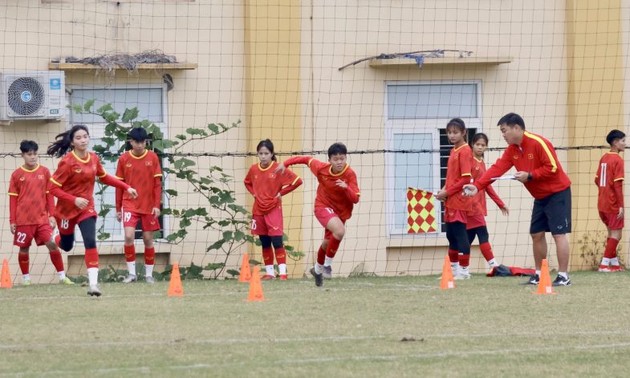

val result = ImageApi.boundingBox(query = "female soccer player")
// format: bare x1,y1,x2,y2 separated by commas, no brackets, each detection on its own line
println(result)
244,139,302,280
435,118,473,279
276,142,360,287
48,125,138,297
468,133,509,270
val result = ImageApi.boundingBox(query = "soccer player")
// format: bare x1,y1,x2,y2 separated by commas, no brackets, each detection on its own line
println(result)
594,129,626,272
115,127,163,284
244,139,303,280
48,125,138,297
463,113,572,286
468,133,509,270
8,140,73,286
276,142,360,287
435,118,473,279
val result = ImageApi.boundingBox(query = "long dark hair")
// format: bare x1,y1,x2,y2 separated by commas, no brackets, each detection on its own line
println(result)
47,125,90,158
256,139,277,161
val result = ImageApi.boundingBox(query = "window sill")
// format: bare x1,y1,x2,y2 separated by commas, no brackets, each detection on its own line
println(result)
48,62,198,71
369,56,512,68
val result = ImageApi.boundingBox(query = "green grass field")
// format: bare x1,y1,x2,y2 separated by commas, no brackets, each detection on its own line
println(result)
1,271,630,377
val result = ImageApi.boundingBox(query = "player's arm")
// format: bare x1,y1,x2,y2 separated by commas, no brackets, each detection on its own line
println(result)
244,168,255,195
152,174,162,216
343,171,361,204
276,156,317,174
279,175,303,197
474,150,514,191
8,193,17,234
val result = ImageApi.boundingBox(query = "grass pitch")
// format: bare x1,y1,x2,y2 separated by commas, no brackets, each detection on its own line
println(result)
1,272,630,377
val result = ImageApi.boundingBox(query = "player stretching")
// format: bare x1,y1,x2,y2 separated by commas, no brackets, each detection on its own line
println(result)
276,142,360,287
116,127,163,284
9,140,73,286
594,129,626,272
48,125,138,296
244,139,302,280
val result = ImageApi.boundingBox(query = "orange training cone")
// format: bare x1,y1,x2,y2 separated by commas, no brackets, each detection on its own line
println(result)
238,253,252,283
1,259,13,289
535,259,555,295
167,263,184,297
440,255,455,290
247,266,265,302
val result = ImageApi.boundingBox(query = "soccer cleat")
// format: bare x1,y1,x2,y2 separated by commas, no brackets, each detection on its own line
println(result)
122,274,137,284
322,265,333,279
526,274,540,285
609,265,624,272
59,277,74,285
278,274,288,281
87,285,102,297
145,276,155,284
598,264,611,272
261,274,275,280
552,275,571,286
23,279,31,286
310,267,323,287
454,271,471,280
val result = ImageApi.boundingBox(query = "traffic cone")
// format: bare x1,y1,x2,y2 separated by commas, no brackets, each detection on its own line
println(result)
247,266,265,302
238,253,252,283
1,259,12,289
440,255,455,290
167,263,184,297
535,259,555,295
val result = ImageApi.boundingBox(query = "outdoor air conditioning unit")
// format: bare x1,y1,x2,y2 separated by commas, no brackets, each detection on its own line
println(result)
0,71,65,122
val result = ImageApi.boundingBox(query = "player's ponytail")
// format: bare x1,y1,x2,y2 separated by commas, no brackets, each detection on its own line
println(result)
47,124,90,157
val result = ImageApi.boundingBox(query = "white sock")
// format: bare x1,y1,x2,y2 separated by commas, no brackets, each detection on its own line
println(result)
57,271,66,280
23,274,30,281
601,257,611,265
558,272,568,279
487,258,498,267
278,263,287,275
314,263,323,274
265,265,275,276
451,263,460,273
610,258,620,266
145,264,154,277
87,267,99,286
324,257,334,267
127,261,136,276
535,270,541,277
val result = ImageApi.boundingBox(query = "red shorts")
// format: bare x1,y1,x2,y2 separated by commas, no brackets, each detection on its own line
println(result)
314,207,346,240
13,223,54,248
466,213,486,230
121,210,161,232
444,208,467,224
599,211,624,230
56,208,97,236
251,206,284,236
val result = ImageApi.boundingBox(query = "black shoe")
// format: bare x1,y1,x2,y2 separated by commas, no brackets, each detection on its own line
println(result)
526,274,539,285
552,274,571,286
310,267,323,287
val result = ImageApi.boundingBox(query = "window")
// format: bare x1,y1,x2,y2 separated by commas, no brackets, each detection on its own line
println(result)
68,85,168,241
386,81,481,235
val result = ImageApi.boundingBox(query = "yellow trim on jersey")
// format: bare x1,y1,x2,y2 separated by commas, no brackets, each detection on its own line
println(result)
290,176,301,186
19,164,40,173
8,192,18,196
307,158,314,167
524,131,558,173
97,172,108,178
71,150,90,163
129,150,149,160
614,177,624,182
154,173,163,178
330,163,349,177
257,161,274,171
50,178,62,187
115,175,125,181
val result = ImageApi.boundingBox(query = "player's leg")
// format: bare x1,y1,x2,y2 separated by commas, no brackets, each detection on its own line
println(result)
18,247,31,285
264,207,287,279
259,235,275,279
77,216,101,296
55,217,76,252
450,221,471,279
270,236,287,280
14,226,33,285
40,224,72,284
140,213,161,283
607,228,623,271
445,222,461,275
476,226,499,268
546,187,572,286
121,211,139,283
322,217,345,279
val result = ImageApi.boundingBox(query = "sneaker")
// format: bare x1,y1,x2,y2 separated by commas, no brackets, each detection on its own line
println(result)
261,274,275,280
87,285,102,297
59,277,74,285
454,271,471,280
322,265,333,279
552,275,571,286
23,279,31,286
609,265,624,272
310,267,323,287
278,274,288,281
526,274,540,285
122,274,137,284
145,276,155,284
598,264,611,272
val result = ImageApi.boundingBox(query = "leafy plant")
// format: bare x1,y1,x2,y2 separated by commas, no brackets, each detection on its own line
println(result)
577,230,625,270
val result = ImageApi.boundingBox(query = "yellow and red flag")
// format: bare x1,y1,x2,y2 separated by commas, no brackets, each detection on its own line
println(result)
406,188,438,233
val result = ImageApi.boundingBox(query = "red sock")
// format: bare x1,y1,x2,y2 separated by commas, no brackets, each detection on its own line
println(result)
316,244,326,265
85,248,99,268
448,249,459,264
144,247,155,265
479,242,495,262
124,245,136,262
325,237,342,258
49,249,65,272
54,234,61,246
604,238,619,259
262,247,274,266
18,251,29,275
459,253,470,268
275,247,286,265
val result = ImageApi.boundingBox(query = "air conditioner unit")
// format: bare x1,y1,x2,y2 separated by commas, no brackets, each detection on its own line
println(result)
0,71,65,121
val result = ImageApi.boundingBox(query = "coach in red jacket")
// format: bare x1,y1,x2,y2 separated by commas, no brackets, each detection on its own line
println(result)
464,113,572,287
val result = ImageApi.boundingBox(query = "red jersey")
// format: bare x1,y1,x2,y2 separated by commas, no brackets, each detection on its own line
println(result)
285,156,360,221
595,152,624,213
115,150,162,214
8,164,53,226
444,143,473,212
475,131,571,200
244,161,302,215
468,157,505,216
